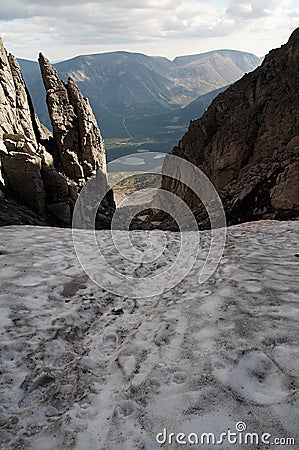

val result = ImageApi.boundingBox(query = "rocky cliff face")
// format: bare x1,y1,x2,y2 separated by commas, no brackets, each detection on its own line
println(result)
0,38,114,227
38,54,106,183
159,29,299,228
0,41,36,143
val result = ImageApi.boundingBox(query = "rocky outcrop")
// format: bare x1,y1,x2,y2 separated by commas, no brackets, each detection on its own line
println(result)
38,54,106,183
2,152,46,214
158,29,299,228
0,38,114,227
0,39,36,143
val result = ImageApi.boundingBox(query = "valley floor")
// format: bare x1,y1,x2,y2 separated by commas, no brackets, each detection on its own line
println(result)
0,221,298,449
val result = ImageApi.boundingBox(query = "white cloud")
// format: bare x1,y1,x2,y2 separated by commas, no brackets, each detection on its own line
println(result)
227,0,293,18
0,0,297,61
160,3,226,36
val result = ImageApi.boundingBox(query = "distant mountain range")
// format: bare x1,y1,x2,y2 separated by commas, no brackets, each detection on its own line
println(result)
19,49,262,160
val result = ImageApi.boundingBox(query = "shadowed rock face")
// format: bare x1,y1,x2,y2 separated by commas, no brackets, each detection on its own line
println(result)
158,28,299,228
0,39,114,227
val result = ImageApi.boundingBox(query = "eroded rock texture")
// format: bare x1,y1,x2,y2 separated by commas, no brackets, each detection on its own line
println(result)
0,38,114,227
159,28,299,228
38,53,106,183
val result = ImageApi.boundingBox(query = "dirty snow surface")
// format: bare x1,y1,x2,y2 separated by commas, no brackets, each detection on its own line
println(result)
0,221,298,449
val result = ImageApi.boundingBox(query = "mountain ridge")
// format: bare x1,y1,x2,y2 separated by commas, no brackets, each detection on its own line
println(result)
18,48,261,149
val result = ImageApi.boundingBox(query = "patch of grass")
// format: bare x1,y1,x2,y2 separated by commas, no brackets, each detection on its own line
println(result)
108,172,161,193
105,137,157,151
168,95,197,107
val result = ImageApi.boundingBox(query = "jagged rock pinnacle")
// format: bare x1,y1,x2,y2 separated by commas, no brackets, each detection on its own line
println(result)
0,40,115,227
38,54,107,181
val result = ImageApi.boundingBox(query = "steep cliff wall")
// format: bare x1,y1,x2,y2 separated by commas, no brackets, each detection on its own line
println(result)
160,29,299,228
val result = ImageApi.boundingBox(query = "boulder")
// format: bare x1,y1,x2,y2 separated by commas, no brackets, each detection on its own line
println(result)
38,54,107,183
1,152,46,214
41,167,70,203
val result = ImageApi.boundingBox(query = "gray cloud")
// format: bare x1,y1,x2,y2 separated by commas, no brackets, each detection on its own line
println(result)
0,0,177,20
0,0,296,61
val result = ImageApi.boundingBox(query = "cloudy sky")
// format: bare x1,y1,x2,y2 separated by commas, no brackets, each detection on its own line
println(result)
0,0,298,61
